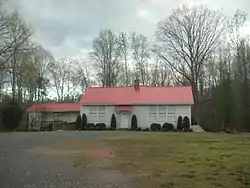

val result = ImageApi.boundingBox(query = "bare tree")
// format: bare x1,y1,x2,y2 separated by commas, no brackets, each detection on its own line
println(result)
74,59,94,92
7,11,31,100
90,29,121,87
155,5,228,103
150,56,173,86
32,45,53,101
131,32,150,85
49,58,81,101
229,10,247,80
118,32,130,86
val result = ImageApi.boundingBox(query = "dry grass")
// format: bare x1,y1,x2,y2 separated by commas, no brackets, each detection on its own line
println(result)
102,132,250,188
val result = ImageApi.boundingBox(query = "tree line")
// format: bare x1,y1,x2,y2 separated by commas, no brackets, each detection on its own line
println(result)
0,4,249,131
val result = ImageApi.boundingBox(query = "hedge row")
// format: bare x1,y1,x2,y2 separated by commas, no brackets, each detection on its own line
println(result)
81,123,108,130
76,114,191,132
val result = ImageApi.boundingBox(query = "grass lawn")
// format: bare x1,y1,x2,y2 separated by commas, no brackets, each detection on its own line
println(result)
101,132,250,188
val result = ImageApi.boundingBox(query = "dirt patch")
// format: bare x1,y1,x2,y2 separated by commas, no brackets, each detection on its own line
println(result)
25,138,137,187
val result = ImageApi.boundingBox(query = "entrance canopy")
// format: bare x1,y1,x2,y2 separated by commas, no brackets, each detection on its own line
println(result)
115,105,132,111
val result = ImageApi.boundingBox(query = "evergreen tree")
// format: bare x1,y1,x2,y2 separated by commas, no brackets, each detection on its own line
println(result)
81,114,87,129
131,115,138,130
215,76,238,130
2,101,23,131
76,115,81,130
110,114,116,130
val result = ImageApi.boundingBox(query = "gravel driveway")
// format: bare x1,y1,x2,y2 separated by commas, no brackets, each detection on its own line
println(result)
0,131,137,188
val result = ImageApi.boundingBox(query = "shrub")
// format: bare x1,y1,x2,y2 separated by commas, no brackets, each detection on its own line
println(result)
183,116,190,131
86,123,95,130
108,127,115,131
162,123,174,132
2,101,23,131
188,128,193,132
142,128,150,131
117,128,130,131
95,123,106,130
177,116,183,131
131,115,138,130
150,123,161,131
81,114,87,129
110,114,116,130
136,127,142,131
76,115,81,130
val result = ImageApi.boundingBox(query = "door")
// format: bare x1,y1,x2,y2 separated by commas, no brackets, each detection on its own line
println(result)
120,112,129,129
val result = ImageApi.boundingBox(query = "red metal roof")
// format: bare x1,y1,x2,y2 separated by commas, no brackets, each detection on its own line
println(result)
115,105,132,111
27,103,80,112
80,86,194,105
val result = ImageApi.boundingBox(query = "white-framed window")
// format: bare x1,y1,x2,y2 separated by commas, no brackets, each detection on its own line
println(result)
149,106,167,121
98,106,106,121
89,106,98,120
167,106,175,122
149,106,157,121
158,106,167,120
89,106,106,121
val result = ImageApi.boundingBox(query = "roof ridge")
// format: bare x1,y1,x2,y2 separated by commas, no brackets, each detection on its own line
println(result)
87,86,192,89
30,102,79,105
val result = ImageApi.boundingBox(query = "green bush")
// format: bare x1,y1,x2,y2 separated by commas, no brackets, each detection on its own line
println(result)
117,128,129,131
183,116,190,131
136,127,142,131
95,123,106,130
142,128,150,131
81,114,87,129
131,114,138,130
86,123,95,130
162,123,174,132
150,123,161,131
177,116,183,131
110,114,116,130
76,115,81,130
2,101,23,131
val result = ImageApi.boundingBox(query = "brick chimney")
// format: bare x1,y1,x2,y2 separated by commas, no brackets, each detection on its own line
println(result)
134,78,140,92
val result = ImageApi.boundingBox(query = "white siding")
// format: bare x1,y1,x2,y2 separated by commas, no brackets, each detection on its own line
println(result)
81,105,192,129
81,105,116,126
29,112,79,124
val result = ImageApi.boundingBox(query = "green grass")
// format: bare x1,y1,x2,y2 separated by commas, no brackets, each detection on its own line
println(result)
72,157,89,168
102,132,250,188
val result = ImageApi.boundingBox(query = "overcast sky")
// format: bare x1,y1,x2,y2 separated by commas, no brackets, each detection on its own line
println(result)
4,0,250,59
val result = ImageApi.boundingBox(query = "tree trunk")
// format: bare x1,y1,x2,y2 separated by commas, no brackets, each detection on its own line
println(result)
12,49,16,100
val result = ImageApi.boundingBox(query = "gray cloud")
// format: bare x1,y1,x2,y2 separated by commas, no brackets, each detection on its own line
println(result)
4,0,250,58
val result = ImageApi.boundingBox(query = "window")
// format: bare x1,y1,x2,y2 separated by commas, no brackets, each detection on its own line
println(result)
168,106,175,122
158,106,166,120
89,106,106,121
89,106,97,121
149,106,166,121
149,106,157,121
98,106,106,121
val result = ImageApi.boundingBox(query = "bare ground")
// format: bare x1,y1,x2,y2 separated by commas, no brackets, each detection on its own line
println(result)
0,131,138,188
